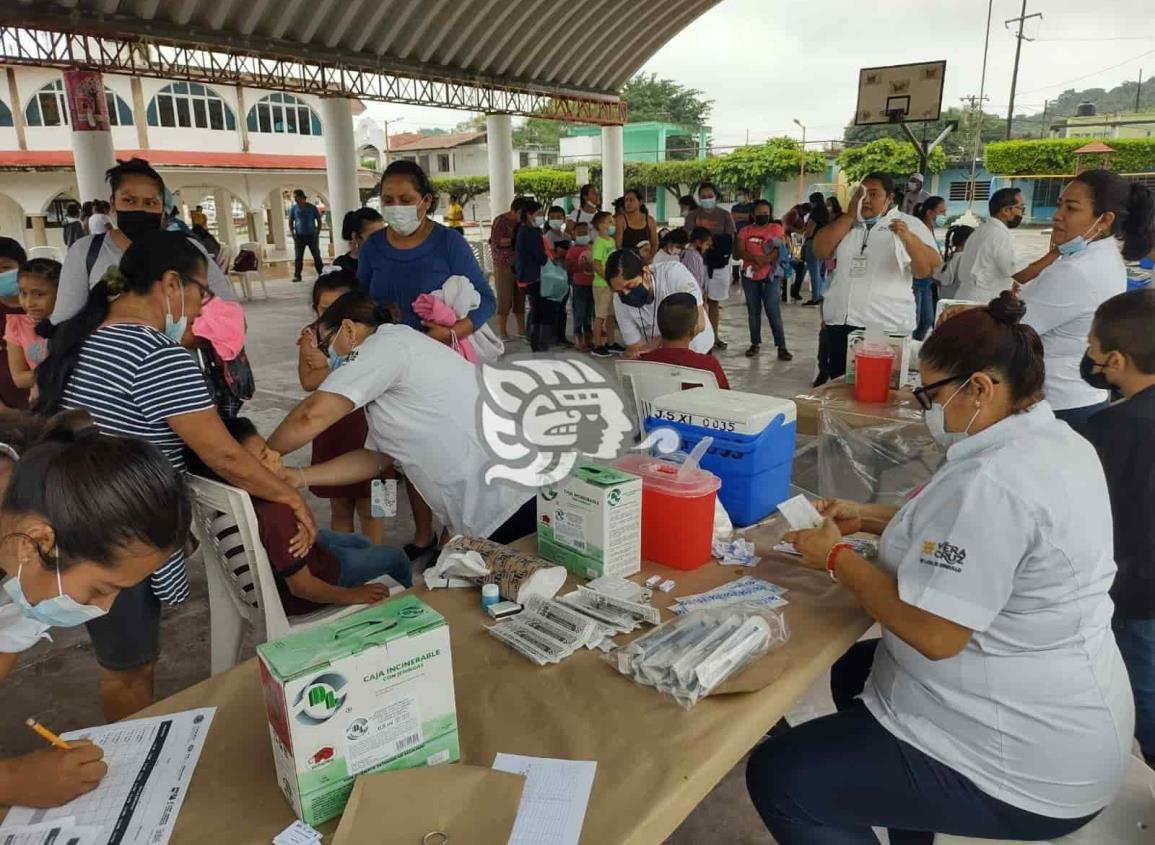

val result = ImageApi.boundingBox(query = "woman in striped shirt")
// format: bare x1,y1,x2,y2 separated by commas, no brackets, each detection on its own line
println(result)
36,231,315,721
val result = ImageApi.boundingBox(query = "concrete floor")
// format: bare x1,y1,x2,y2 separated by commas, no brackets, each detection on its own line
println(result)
2,227,1051,843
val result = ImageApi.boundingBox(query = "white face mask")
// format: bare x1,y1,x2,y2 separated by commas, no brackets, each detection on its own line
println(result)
383,204,422,236
923,378,980,449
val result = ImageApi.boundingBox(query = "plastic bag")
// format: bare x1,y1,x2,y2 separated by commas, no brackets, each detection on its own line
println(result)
605,603,788,709
540,260,569,302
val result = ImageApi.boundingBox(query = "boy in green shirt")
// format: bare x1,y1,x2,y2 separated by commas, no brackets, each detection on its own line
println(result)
591,211,621,357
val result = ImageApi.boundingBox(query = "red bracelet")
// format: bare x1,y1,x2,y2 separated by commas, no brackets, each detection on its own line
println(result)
826,543,853,582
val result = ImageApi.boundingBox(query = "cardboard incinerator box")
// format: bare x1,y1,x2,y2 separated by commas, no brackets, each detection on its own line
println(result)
537,461,642,580
256,595,459,826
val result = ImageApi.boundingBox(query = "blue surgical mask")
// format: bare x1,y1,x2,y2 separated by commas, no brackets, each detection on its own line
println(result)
327,349,347,370
1057,214,1105,257
533,216,546,228
3,558,108,628
935,215,947,227
548,219,564,231
700,198,717,210
606,225,616,236
575,235,591,245
164,286,187,343
861,215,879,227
0,269,18,298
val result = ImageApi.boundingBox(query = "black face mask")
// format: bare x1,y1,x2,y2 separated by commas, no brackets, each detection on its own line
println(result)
117,210,163,239
1005,213,1024,230
753,214,771,225
1079,350,1112,390
617,284,654,308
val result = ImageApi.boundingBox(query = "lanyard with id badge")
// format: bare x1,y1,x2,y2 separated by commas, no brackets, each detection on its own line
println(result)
850,223,874,278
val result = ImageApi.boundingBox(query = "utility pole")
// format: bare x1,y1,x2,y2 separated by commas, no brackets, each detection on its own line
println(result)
1005,0,1042,139
965,0,995,216
1138,69,1144,112
1039,99,1048,139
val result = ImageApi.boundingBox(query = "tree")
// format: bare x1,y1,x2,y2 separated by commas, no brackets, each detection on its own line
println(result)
452,113,487,133
983,137,1155,175
417,127,449,136
842,107,1012,161
836,138,947,181
513,168,577,205
431,175,489,205
513,117,567,149
709,138,823,189
637,160,713,198
619,73,713,128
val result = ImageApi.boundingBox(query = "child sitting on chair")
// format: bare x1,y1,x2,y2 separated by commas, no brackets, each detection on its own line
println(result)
186,417,412,616
639,292,731,389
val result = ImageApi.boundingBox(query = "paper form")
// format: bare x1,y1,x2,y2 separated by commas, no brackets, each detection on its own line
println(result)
492,754,596,845
0,820,104,845
0,708,215,845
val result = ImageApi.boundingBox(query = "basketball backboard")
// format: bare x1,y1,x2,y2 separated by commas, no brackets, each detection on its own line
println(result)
854,61,947,126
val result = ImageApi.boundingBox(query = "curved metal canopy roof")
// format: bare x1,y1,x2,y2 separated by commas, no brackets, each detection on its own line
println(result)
2,0,722,123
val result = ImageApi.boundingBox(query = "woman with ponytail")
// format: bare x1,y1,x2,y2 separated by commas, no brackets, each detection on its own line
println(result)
1019,168,1155,424
747,292,1133,842
269,291,536,546
36,230,315,721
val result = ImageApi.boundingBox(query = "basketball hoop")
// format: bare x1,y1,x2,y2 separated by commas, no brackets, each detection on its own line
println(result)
887,108,906,124
855,61,946,126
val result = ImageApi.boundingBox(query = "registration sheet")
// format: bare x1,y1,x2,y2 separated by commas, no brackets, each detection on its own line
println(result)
492,753,596,845
1,708,215,845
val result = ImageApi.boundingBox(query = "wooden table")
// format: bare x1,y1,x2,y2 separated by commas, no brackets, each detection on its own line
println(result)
145,536,872,844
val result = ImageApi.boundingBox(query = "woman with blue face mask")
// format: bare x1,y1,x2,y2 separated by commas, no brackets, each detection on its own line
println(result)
1018,168,1155,426
911,195,947,341
749,292,1134,843
0,415,189,809
357,160,496,348
34,230,315,722
0,237,30,410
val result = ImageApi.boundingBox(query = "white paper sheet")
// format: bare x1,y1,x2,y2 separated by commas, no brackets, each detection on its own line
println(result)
0,820,104,844
492,753,596,845
1,708,215,845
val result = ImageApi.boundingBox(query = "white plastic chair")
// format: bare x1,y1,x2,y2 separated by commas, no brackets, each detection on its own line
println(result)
935,754,1155,844
27,245,62,262
227,241,269,302
614,359,718,430
187,475,404,674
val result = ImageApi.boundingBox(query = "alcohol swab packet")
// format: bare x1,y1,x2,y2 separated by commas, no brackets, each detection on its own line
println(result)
777,495,824,531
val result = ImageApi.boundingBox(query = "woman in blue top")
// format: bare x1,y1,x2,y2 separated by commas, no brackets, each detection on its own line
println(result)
357,160,495,345
515,199,550,351
912,196,947,340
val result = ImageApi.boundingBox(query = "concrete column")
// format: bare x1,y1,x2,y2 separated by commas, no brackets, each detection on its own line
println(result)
28,214,47,247
486,113,514,218
320,97,359,254
6,68,26,151
130,77,149,150
64,70,118,204
267,189,287,253
601,124,624,210
245,211,262,246
212,189,235,246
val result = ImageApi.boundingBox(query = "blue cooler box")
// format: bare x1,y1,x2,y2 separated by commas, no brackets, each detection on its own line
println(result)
644,388,796,526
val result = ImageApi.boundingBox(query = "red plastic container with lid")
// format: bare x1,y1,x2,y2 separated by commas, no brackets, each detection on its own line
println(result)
616,454,722,571
854,341,895,404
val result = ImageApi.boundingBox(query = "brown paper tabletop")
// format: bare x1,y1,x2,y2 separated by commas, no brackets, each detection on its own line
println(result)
142,534,871,845
794,379,924,437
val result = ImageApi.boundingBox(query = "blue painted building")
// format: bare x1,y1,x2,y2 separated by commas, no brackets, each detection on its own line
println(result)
929,165,1065,224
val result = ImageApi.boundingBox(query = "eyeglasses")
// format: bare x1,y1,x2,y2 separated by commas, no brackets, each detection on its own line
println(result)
315,325,337,356
183,276,215,305
912,374,999,410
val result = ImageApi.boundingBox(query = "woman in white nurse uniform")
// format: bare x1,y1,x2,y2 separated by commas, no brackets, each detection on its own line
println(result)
746,293,1133,844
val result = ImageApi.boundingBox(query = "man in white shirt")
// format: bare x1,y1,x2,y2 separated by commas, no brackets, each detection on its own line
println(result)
606,248,715,356
812,172,942,379
900,173,929,216
954,187,1028,302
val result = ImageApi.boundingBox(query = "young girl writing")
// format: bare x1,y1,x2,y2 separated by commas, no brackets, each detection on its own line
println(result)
298,269,385,544
5,259,58,391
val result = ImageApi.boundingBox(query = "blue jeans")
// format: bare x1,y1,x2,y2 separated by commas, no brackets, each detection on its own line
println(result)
742,275,786,347
747,641,1099,844
1113,616,1155,763
913,280,935,340
803,240,826,300
571,285,594,338
317,529,413,588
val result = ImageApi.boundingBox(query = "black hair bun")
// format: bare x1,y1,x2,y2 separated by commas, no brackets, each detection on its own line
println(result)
987,291,1026,326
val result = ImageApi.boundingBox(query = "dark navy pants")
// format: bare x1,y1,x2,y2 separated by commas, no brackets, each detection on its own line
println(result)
745,640,1099,844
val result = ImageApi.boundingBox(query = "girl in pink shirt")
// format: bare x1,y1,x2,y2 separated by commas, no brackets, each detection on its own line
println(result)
5,258,58,390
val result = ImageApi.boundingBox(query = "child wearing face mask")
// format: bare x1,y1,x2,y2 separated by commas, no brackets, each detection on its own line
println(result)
590,211,621,357
566,222,595,351
5,259,59,392
515,199,551,352
654,228,688,266
1079,289,1155,766
0,239,29,410
185,417,412,617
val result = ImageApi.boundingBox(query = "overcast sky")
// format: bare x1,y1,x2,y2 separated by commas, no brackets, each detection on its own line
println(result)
363,0,1155,150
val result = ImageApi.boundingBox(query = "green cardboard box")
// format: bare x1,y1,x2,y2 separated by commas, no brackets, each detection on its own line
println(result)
257,596,459,826
537,462,642,580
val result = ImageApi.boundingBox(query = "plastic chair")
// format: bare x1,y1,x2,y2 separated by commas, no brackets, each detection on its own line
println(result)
187,475,404,674
227,241,269,302
614,359,718,431
934,754,1155,844
27,245,62,262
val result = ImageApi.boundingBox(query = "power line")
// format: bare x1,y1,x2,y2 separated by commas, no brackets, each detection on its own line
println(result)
1004,0,1043,139
1015,47,1155,96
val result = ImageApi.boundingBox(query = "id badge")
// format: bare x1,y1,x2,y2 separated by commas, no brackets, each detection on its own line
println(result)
850,256,868,277
370,478,397,518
